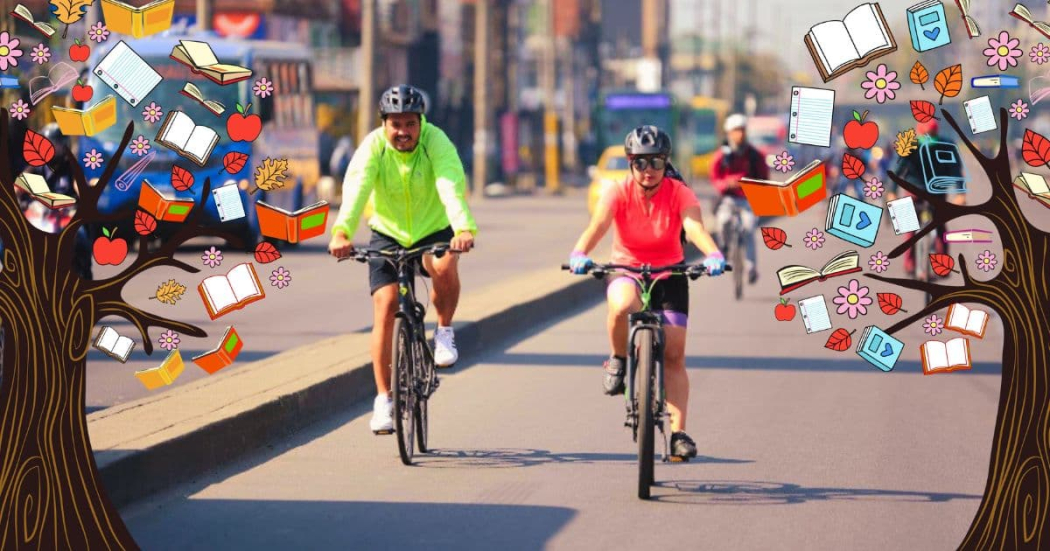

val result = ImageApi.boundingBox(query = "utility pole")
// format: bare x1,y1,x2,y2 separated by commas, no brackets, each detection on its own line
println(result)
358,0,376,143
561,40,577,171
726,0,737,110
472,0,490,199
196,0,211,32
506,3,521,190
640,0,661,91
542,0,560,193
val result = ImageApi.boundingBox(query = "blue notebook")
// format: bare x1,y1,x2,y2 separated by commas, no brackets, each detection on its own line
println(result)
856,326,903,372
919,140,966,194
825,194,882,248
907,0,951,52
971,75,1020,88
0,76,18,89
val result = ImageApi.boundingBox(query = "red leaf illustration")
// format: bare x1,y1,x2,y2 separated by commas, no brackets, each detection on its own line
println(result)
171,165,194,191
1022,129,1050,168
223,151,249,174
842,153,865,180
877,292,907,315
23,129,55,167
254,242,282,264
909,100,938,123
134,210,157,236
761,227,792,250
824,328,855,352
930,253,956,277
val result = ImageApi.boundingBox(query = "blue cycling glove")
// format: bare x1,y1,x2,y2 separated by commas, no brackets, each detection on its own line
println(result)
569,250,594,274
703,251,726,276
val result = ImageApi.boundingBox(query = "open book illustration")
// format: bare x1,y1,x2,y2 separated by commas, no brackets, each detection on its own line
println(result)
170,40,252,85
1010,3,1050,41
192,326,243,374
135,349,184,390
1031,71,1050,105
29,62,77,105
95,40,163,106
52,96,117,137
256,200,330,244
1014,172,1050,209
777,250,862,295
921,338,972,375
138,179,194,222
952,0,980,38
741,159,826,217
100,0,175,38
11,4,56,38
179,82,226,116
93,326,135,363
805,3,897,82
155,110,220,167
15,172,76,209
946,303,988,338
198,263,266,320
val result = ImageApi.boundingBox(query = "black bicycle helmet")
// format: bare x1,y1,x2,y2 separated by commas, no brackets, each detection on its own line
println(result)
624,125,671,156
379,84,427,118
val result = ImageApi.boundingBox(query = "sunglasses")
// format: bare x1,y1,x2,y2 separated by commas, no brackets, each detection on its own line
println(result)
630,157,668,171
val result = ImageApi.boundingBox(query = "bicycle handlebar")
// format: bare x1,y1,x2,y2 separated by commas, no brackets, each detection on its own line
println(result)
560,261,732,280
337,242,464,264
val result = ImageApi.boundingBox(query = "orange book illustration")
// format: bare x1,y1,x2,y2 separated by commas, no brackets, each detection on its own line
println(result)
255,200,330,244
198,263,265,320
945,303,988,339
740,159,826,216
192,326,243,374
134,349,184,390
138,179,194,222
920,338,972,375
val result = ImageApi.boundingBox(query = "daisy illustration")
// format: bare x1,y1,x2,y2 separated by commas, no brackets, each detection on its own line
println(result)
861,64,900,104
0,32,23,71
30,43,50,64
1010,99,1029,121
88,22,110,43
158,329,180,351
82,148,104,170
976,250,997,272
804,228,825,250
868,251,890,273
923,314,944,337
773,151,795,173
142,101,163,123
832,279,873,319
270,266,291,289
9,99,30,120
253,77,274,98
984,31,1022,71
863,177,884,200
201,246,223,268
130,135,151,156
1031,43,1049,65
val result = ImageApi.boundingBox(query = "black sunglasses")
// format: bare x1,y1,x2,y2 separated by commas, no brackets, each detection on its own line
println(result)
630,157,668,171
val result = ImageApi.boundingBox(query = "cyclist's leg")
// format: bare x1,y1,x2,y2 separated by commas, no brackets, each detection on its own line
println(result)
606,277,642,358
736,197,759,280
655,275,696,458
420,227,460,326
367,230,403,395
712,194,733,249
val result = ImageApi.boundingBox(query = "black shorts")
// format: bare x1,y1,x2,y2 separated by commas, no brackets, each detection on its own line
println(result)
367,226,455,294
607,271,690,318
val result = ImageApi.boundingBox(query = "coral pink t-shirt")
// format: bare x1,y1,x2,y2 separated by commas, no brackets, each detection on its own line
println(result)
598,176,700,267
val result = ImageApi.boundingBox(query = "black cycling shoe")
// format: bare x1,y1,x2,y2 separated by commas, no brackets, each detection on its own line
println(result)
670,431,698,462
602,356,626,396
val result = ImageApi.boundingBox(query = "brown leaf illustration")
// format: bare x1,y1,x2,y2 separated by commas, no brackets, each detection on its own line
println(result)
149,279,186,305
894,129,918,157
910,60,929,90
251,158,289,195
934,64,963,105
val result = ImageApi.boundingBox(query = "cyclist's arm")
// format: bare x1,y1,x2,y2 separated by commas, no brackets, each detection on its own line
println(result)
330,131,382,240
428,126,478,236
572,185,616,255
681,205,721,257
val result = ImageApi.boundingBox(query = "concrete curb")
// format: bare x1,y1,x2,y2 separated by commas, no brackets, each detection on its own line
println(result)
93,268,606,509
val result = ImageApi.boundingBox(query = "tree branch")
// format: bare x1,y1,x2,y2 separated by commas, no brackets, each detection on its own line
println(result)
70,122,136,224
88,254,198,296
96,300,207,356
865,272,961,297
942,108,988,165
0,112,16,204
993,107,1010,164
886,169,959,211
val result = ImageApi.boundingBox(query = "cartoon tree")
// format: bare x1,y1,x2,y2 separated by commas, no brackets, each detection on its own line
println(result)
0,116,243,548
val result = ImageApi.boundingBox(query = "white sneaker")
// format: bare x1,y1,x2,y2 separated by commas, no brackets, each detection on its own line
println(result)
370,394,393,434
433,326,458,367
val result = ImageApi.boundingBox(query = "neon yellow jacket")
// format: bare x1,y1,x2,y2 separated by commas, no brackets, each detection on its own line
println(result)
330,116,478,247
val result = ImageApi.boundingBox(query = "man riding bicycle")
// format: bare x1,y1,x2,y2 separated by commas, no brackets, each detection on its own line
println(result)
328,84,478,435
568,125,726,461
710,113,766,285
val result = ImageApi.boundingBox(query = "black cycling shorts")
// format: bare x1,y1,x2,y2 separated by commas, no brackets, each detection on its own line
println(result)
367,226,455,295
607,271,690,318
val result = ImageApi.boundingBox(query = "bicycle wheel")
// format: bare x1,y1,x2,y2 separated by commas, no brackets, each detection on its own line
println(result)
415,398,428,453
731,226,744,300
635,328,655,500
392,316,416,465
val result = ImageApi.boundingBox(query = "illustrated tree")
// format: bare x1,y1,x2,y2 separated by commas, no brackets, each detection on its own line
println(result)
0,115,244,549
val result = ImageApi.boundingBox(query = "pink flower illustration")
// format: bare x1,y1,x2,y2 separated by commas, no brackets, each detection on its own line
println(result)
832,279,873,319
1010,99,1029,120
984,31,1022,71
861,64,900,104
270,266,291,289
863,177,884,200
976,250,997,272
201,246,223,268
253,77,273,98
923,314,944,337
142,101,163,123
868,251,890,273
130,135,150,156
773,151,795,173
158,329,180,351
0,32,23,71
804,228,825,250
30,43,50,64
9,99,30,120
88,22,110,43
82,148,104,169
1031,43,1050,65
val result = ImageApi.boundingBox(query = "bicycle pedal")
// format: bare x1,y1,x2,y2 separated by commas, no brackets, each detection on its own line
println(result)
667,455,689,463
372,429,395,436
435,362,455,369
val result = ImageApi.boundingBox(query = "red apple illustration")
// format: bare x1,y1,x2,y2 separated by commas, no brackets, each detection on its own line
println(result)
69,39,90,62
227,102,262,142
843,110,878,150
774,298,796,321
71,79,93,102
93,227,128,266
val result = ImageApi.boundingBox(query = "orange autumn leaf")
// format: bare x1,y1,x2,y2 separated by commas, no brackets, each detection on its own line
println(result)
910,60,929,90
761,227,791,250
934,64,962,105
930,254,957,277
910,100,938,123
134,210,157,236
1022,129,1050,168
877,293,907,315
824,328,855,352
842,153,865,180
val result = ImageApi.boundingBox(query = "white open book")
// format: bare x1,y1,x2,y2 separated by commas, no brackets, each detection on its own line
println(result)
946,303,988,338
93,326,135,363
155,110,219,167
805,3,897,82
197,263,265,320
921,338,971,374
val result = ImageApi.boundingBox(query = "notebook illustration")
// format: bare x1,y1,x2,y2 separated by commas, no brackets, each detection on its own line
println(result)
964,96,996,134
856,326,903,372
919,140,966,193
212,180,246,222
798,295,833,334
29,62,77,105
789,86,835,147
825,193,882,248
887,196,920,234
906,0,951,52
94,40,163,106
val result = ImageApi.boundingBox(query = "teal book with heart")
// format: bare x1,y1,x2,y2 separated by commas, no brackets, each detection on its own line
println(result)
857,326,904,371
907,0,951,52
825,194,882,248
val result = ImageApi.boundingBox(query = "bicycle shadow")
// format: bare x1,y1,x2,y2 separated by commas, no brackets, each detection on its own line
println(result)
412,448,753,469
649,479,981,505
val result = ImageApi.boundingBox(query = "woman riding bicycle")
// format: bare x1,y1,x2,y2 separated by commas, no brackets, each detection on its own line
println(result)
567,125,726,461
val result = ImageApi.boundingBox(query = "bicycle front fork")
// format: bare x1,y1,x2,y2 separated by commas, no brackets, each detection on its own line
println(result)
624,322,669,459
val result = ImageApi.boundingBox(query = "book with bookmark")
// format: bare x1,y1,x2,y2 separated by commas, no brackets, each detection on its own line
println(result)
776,250,862,295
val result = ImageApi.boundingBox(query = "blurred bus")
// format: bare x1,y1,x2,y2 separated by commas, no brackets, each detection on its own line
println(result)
687,95,729,180
80,32,318,246
593,90,679,163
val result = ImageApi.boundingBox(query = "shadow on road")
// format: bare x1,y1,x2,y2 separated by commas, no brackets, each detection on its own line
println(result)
650,479,981,506
413,448,752,469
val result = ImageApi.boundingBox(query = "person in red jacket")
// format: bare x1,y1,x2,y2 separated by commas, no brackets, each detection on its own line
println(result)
709,113,767,284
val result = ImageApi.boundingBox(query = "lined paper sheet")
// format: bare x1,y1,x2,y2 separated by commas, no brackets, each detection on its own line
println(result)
789,86,835,147
799,295,832,334
964,95,996,134
212,182,245,222
887,196,920,234
94,40,162,106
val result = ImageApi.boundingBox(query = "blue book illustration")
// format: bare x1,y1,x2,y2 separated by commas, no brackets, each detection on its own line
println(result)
971,75,1020,88
907,0,951,52
825,194,882,248
856,325,903,372
0,75,18,89
919,140,966,194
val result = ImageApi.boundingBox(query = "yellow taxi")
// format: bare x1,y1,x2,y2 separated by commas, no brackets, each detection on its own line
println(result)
587,146,631,214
